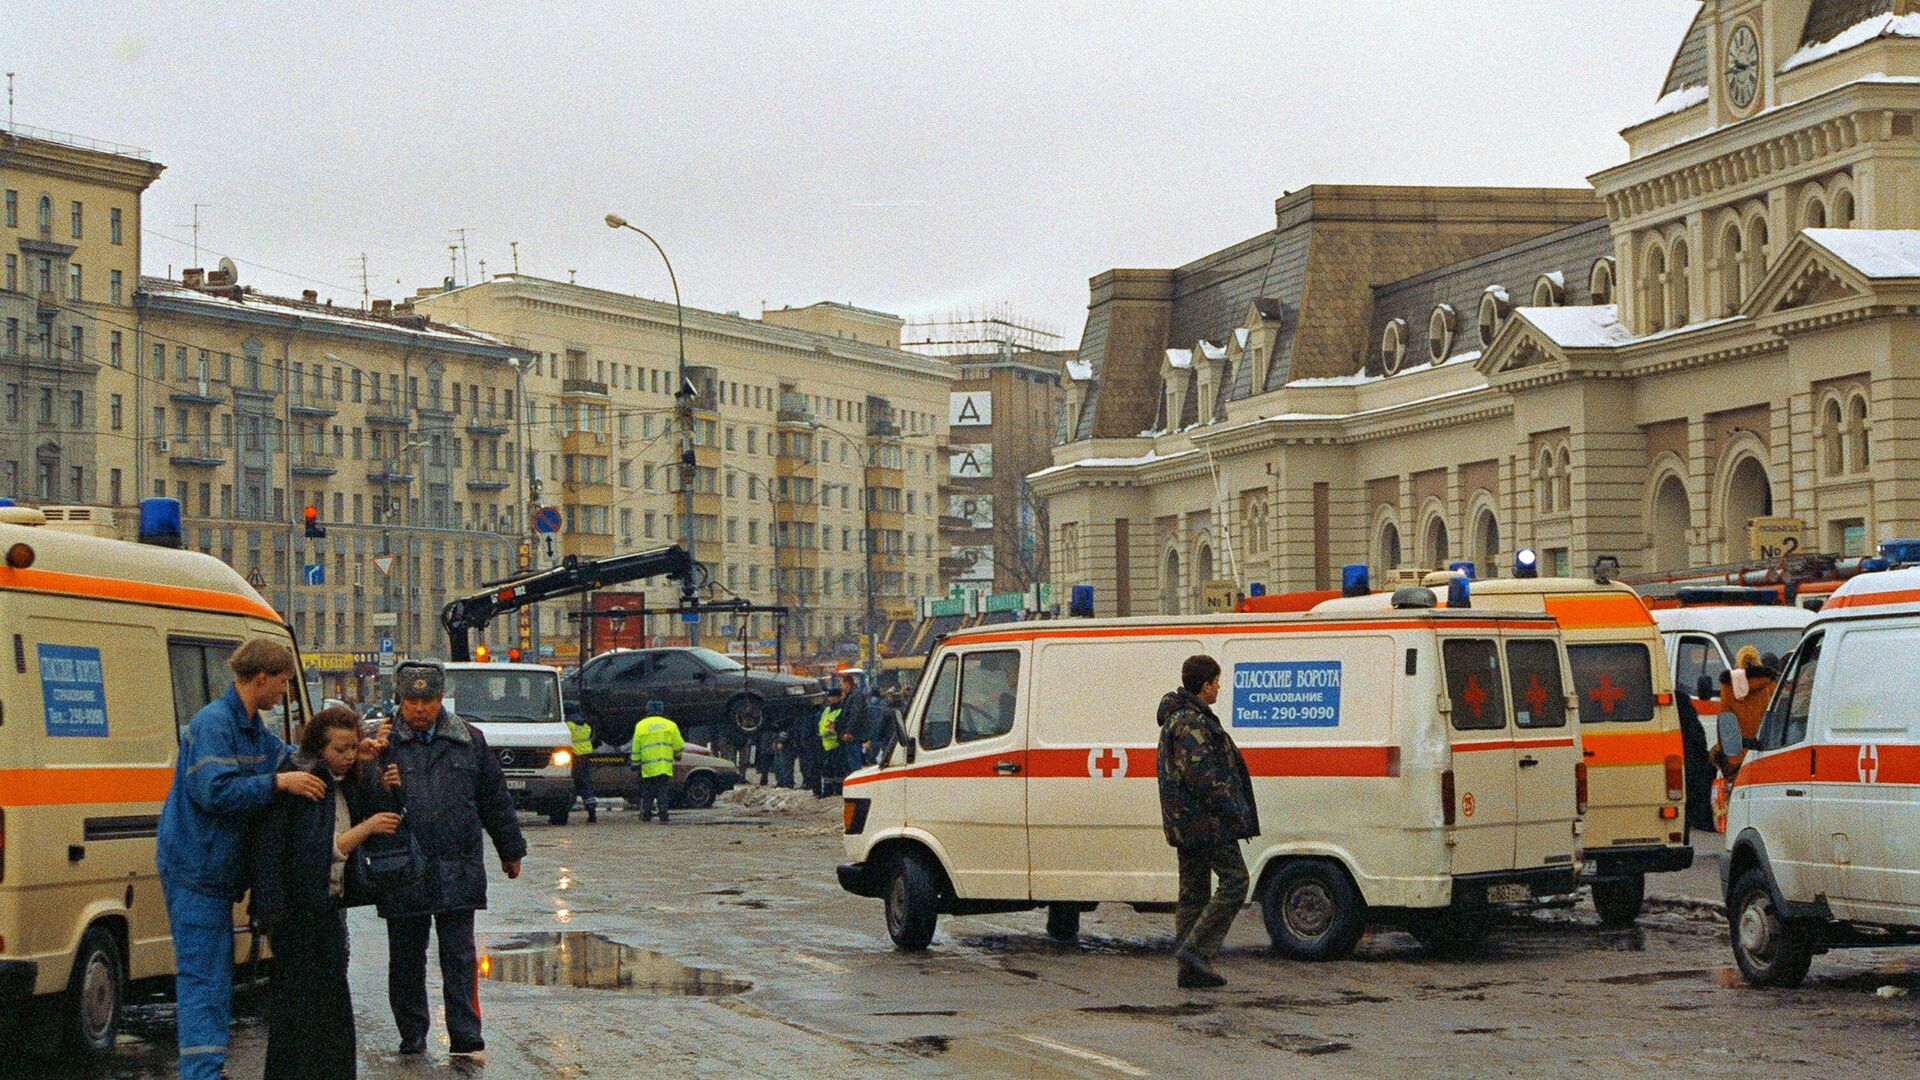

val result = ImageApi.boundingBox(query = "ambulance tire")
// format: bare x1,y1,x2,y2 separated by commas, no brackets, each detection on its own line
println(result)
885,853,941,951
547,804,571,826
1045,903,1082,942
1729,868,1815,988
1591,874,1645,928
1407,909,1494,958
1262,861,1366,961
62,924,124,1059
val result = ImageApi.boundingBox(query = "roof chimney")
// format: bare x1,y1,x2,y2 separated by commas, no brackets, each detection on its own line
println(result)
182,268,204,287
371,299,393,316
302,289,319,304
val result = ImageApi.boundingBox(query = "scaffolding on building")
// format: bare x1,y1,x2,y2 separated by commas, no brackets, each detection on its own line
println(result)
902,304,1064,358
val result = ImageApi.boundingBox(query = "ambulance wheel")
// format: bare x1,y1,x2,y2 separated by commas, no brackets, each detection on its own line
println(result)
1591,874,1645,928
885,853,941,951
1407,909,1493,957
1729,868,1815,988
63,924,124,1058
1045,904,1082,942
1262,860,1365,961
547,804,571,826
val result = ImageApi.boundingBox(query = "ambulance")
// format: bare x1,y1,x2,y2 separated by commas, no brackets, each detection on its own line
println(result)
1335,564,1693,926
1653,603,1813,750
1722,566,1920,986
0,501,304,1057
836,592,1584,960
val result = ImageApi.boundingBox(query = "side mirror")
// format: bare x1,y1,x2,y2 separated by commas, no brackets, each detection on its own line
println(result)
901,731,918,765
1716,711,1746,756
1695,675,1715,702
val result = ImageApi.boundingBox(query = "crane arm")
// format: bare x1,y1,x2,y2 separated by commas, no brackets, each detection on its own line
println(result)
440,544,696,661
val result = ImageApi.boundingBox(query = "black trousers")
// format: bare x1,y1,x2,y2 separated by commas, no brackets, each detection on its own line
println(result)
266,909,355,1079
571,756,597,811
386,909,481,1048
633,772,671,820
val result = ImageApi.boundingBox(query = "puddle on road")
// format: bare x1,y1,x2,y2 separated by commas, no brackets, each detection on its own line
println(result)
477,932,750,996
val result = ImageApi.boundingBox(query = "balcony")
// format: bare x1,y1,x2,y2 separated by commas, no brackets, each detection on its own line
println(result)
288,396,336,419
465,466,512,492
562,378,608,398
36,291,60,316
366,407,410,428
775,545,820,571
368,466,414,485
166,440,226,468
867,508,905,532
291,454,337,477
169,388,223,406
773,499,818,524
467,416,510,436
561,430,609,455
777,391,813,425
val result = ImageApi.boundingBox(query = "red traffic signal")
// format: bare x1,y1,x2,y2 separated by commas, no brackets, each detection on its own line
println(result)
507,647,523,662
302,505,326,539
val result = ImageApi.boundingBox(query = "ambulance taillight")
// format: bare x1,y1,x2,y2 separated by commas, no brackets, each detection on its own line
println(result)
1441,769,1456,826
1664,754,1684,802
1576,762,1590,816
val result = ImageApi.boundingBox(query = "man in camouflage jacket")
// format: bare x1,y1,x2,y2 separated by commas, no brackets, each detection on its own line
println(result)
1156,653,1259,988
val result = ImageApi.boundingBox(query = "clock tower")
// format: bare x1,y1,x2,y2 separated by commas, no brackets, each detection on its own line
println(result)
1707,1,1818,125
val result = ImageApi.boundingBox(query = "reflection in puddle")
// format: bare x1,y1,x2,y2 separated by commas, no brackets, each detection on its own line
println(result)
477,932,750,995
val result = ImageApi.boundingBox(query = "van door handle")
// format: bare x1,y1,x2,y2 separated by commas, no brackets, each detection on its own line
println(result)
994,760,1021,775
1785,788,1806,797
1518,756,1540,768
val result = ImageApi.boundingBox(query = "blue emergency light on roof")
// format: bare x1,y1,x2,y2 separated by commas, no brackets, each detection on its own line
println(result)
1248,582,1266,597
1341,563,1371,598
1446,576,1472,608
0,498,13,508
138,497,184,549
1447,561,1476,580
1879,538,1920,566
1514,548,1539,579
1069,584,1095,618
1861,557,1892,573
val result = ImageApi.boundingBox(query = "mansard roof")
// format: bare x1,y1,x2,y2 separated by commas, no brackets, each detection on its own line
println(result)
1660,7,1711,98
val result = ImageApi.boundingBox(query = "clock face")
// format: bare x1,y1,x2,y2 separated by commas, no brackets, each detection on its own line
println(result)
1726,23,1759,111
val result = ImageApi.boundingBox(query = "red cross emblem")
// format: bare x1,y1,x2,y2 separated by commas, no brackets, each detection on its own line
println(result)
1525,674,1550,716
1462,675,1488,718
1859,744,1879,784
1587,673,1627,715
1087,747,1127,779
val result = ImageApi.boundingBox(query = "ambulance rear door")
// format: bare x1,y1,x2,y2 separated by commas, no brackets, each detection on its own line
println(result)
905,645,1030,900
1439,635,1520,877
1502,633,1579,873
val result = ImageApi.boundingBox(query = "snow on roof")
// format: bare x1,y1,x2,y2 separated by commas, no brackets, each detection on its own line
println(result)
1065,359,1092,382
1635,84,1708,125
142,278,516,350
1197,339,1227,361
1164,348,1193,369
1516,304,1636,348
1541,270,1566,289
1029,448,1190,480
1485,284,1510,302
1804,228,1920,278
1233,327,1250,350
1781,13,1920,74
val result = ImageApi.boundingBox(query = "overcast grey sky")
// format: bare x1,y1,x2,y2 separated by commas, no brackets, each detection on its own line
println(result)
11,1,1697,347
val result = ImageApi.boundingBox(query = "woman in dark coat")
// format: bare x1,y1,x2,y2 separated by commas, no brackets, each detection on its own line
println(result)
252,707,401,1080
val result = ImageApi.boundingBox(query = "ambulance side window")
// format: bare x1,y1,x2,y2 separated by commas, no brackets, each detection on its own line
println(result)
1442,639,1508,731
956,650,1021,743
1504,639,1568,729
1673,636,1725,699
1566,644,1656,724
1759,633,1821,750
918,655,959,751
167,638,238,743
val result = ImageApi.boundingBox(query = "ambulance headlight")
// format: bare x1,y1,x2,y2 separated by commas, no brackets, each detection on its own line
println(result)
1514,548,1539,579
550,749,572,768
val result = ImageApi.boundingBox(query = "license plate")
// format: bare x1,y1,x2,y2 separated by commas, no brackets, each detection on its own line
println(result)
506,779,527,791
1486,882,1531,903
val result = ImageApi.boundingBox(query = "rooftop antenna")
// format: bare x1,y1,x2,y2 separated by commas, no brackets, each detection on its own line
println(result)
451,227,470,286
509,240,519,275
183,203,211,267
353,252,370,310
448,244,459,285
568,268,577,284
5,73,14,133
478,257,487,280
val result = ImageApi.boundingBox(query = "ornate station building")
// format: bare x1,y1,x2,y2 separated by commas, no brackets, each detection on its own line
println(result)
1036,0,1920,612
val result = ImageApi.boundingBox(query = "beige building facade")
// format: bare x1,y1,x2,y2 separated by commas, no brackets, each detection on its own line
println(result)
417,280,953,662
1037,1,1920,613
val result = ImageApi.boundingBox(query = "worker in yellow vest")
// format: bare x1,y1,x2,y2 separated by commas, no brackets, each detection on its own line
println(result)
566,711,597,824
816,682,845,798
629,699,685,822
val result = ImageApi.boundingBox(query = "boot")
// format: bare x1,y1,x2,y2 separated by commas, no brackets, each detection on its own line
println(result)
1174,947,1227,989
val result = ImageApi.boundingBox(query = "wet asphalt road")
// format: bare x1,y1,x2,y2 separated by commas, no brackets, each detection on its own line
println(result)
18,787,1920,1079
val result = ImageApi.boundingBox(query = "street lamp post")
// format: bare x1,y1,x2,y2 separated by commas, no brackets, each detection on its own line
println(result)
509,355,538,659
605,213,699,646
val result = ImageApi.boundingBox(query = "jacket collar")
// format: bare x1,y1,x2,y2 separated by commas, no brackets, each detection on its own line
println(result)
222,685,263,735
392,707,471,747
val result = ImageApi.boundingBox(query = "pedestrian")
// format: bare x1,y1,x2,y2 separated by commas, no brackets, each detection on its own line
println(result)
836,670,870,777
796,706,821,795
1712,645,1777,781
1676,692,1715,834
565,707,597,823
156,638,319,1080
630,699,684,821
1156,654,1259,989
253,706,403,1080
380,660,527,1058
816,681,846,797
769,724,796,788
755,722,778,786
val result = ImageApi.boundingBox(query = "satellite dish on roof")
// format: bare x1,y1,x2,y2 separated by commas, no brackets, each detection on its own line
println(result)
208,257,239,287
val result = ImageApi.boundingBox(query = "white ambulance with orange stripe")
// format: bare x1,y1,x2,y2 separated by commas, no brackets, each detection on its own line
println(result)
837,594,1584,960
1722,566,1920,986
0,502,302,1056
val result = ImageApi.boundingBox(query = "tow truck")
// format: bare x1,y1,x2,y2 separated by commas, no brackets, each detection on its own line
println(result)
440,543,701,662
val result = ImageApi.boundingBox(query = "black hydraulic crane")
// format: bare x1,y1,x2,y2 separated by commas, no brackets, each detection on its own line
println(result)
440,544,698,662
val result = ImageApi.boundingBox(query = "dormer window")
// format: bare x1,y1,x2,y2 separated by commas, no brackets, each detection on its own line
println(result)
1427,305,1456,364
1477,287,1511,348
1380,318,1407,376
1531,272,1565,307
1589,257,1616,306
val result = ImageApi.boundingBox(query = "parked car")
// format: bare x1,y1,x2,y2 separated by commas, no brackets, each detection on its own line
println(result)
585,742,743,809
571,646,824,749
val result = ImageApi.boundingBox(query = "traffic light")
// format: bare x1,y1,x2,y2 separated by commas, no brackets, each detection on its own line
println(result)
507,647,523,662
474,644,490,663
302,505,326,539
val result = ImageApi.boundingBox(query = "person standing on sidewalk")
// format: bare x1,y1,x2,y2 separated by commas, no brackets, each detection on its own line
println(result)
629,700,684,821
1156,654,1259,989
565,709,597,823
380,660,526,1059
156,639,315,1080
816,682,846,797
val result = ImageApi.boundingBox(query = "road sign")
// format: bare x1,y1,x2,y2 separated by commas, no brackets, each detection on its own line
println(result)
303,563,325,586
372,555,395,577
371,611,398,628
377,636,396,675
246,566,265,588
681,610,701,624
533,506,563,534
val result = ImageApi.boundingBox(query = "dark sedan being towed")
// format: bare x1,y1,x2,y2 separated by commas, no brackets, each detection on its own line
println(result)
571,646,824,750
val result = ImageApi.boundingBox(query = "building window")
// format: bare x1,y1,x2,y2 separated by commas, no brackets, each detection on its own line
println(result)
109,330,122,367
37,195,51,234
3,190,14,227
1531,273,1565,307
109,394,122,430
110,270,123,305
70,201,83,239
1718,221,1745,315
1427,305,1455,363
68,264,82,302
4,254,13,292
1641,242,1668,332
1477,287,1510,347
110,207,123,245
1379,318,1407,376
1848,392,1871,472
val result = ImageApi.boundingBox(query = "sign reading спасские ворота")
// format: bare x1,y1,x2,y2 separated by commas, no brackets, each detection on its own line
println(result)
1230,661,1342,728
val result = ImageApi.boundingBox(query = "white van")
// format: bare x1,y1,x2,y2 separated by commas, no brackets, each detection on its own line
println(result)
442,661,576,824
837,601,1583,960
1654,604,1813,748
1722,566,1920,986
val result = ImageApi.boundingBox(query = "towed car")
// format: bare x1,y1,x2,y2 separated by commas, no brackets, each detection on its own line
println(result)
585,743,743,809
572,646,823,749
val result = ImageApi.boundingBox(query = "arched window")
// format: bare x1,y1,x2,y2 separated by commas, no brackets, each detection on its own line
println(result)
1472,506,1500,578
1723,455,1773,554
1380,318,1407,375
36,195,51,233
1194,542,1214,607
1589,257,1617,306
1427,305,1456,363
1425,515,1450,567
1555,446,1573,514
1719,223,1745,314
1849,393,1871,472
1744,215,1770,294
1531,273,1565,307
1668,238,1690,327
1537,448,1557,514
1821,397,1845,476
1161,548,1182,615
1651,475,1691,571
1833,188,1856,228
1643,243,1668,332
1478,288,1510,347
1804,196,1828,229
1377,520,1402,574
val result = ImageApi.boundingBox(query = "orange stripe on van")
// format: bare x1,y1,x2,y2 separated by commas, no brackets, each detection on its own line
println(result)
959,618,1558,646
0,766,173,807
841,743,1402,787
1451,737,1576,753
0,565,281,622
1823,586,1920,610
1540,594,1654,630
1580,729,1682,768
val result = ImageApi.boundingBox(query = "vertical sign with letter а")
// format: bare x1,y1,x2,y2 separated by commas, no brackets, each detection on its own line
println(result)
949,391,992,427
38,644,108,737
949,444,993,479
